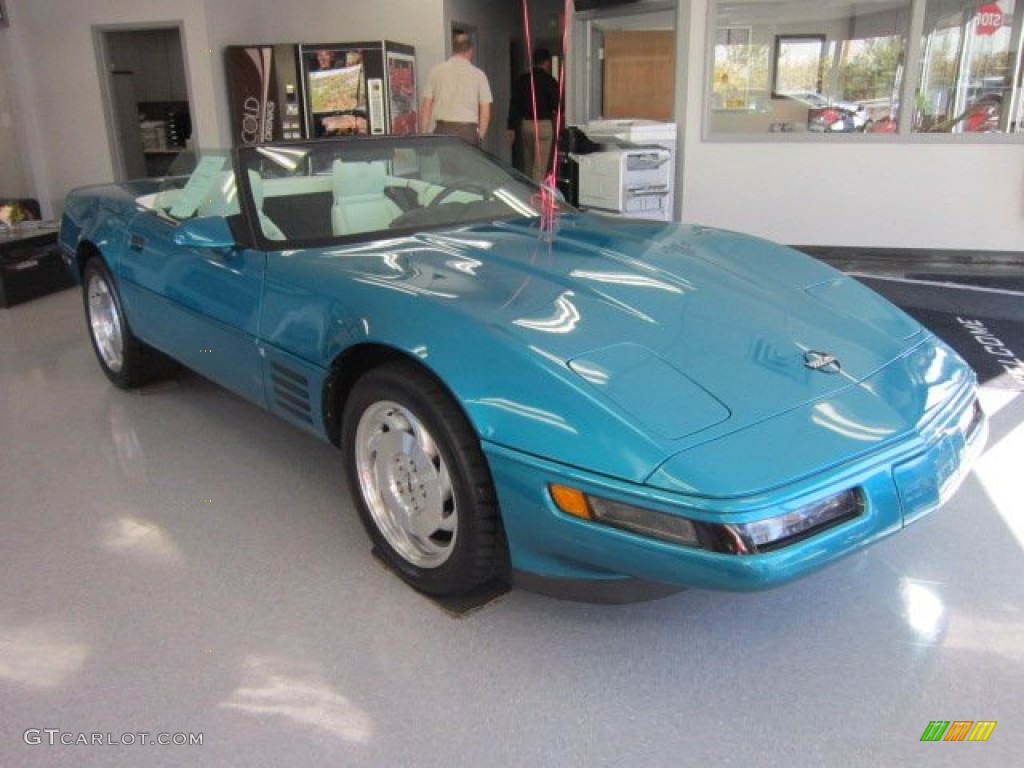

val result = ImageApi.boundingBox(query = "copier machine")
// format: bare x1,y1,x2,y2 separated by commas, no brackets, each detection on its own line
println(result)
559,120,676,221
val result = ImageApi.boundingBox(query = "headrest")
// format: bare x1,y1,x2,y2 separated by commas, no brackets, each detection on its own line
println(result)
332,159,386,198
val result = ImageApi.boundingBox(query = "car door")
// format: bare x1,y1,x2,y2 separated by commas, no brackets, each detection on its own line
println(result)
117,207,267,407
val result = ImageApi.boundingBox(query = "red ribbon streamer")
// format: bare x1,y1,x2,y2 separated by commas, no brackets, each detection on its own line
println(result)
520,0,571,237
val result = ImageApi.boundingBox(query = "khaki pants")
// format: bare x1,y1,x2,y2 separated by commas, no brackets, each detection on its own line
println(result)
520,119,554,182
434,121,480,147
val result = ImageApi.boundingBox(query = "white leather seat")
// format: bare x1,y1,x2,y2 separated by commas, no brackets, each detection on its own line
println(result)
331,159,400,236
247,170,286,241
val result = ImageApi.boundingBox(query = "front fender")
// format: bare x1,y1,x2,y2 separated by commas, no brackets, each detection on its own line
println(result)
261,257,670,482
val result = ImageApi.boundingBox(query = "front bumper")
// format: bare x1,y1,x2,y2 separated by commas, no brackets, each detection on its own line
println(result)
484,383,986,593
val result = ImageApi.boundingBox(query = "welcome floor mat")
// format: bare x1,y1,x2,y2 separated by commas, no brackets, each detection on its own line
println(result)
900,307,1024,391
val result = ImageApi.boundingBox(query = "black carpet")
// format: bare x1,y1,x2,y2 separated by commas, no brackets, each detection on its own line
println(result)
899,306,1024,391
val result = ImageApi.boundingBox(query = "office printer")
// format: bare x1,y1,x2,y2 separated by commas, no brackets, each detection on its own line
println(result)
574,143,671,219
558,120,676,221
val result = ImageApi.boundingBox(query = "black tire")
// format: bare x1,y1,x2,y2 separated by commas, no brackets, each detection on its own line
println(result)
82,258,173,389
342,360,506,595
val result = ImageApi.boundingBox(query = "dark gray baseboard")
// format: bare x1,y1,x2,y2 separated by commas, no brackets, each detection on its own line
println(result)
793,245,1024,267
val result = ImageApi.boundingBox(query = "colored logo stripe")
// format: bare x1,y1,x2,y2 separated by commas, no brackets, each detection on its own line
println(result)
969,721,997,742
920,721,996,742
944,721,973,741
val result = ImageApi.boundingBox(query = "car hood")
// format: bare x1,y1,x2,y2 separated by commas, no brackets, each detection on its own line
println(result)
393,214,922,437
280,212,933,491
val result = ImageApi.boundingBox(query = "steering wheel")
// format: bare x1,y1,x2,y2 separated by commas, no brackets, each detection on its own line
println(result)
429,182,492,207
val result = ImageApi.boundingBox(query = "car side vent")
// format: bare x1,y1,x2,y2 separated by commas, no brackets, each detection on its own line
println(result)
270,362,312,423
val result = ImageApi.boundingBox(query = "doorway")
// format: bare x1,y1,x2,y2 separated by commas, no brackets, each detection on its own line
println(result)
570,4,677,122
95,25,193,181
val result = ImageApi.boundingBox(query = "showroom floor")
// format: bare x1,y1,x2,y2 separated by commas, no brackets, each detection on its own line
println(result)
1,272,1022,767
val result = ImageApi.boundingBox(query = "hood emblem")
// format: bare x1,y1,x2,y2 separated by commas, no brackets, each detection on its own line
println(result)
804,350,841,374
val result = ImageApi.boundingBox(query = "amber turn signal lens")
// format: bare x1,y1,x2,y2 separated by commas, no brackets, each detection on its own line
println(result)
548,484,591,519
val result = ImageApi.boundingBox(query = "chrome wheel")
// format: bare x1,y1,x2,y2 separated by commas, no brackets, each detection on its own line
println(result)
343,361,505,595
81,258,174,389
354,400,457,568
86,271,124,373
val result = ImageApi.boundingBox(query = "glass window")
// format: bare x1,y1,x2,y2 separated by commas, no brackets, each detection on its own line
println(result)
236,136,559,245
773,35,826,94
710,0,911,135
708,0,1022,137
916,0,1022,133
712,25,766,110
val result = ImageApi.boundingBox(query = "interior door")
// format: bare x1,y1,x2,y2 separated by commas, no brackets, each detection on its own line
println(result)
110,72,147,180
602,30,675,119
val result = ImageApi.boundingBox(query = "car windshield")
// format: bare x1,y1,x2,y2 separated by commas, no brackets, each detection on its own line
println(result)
139,136,567,246
132,149,233,222
239,135,566,244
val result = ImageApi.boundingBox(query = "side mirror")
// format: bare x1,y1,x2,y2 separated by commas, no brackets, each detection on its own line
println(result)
172,216,236,249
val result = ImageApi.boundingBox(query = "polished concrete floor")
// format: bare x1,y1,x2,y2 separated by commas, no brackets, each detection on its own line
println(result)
2,284,1023,767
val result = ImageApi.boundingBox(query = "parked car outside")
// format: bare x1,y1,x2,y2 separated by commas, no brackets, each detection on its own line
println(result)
780,89,872,132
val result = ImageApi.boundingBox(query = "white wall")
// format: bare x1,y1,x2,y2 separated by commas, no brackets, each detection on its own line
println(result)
680,141,1024,252
0,25,29,197
4,0,222,216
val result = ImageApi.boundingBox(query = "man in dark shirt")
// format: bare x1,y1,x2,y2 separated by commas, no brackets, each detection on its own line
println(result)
505,48,560,182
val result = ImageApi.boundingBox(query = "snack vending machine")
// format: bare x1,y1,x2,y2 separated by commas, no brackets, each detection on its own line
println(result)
298,41,417,137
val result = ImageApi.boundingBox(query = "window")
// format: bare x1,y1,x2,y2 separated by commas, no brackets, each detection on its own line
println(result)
708,0,1022,137
916,0,1022,133
712,26,761,109
773,35,826,95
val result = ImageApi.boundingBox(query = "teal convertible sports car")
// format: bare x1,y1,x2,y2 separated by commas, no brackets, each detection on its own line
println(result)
60,135,986,599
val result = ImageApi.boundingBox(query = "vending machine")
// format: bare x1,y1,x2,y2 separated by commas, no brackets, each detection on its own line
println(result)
225,41,417,145
225,45,305,144
298,41,417,138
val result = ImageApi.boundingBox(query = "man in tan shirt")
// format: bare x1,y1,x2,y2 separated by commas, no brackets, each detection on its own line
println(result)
420,32,492,146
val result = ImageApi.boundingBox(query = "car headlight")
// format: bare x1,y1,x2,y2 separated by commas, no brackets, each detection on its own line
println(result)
727,489,863,552
549,484,863,554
